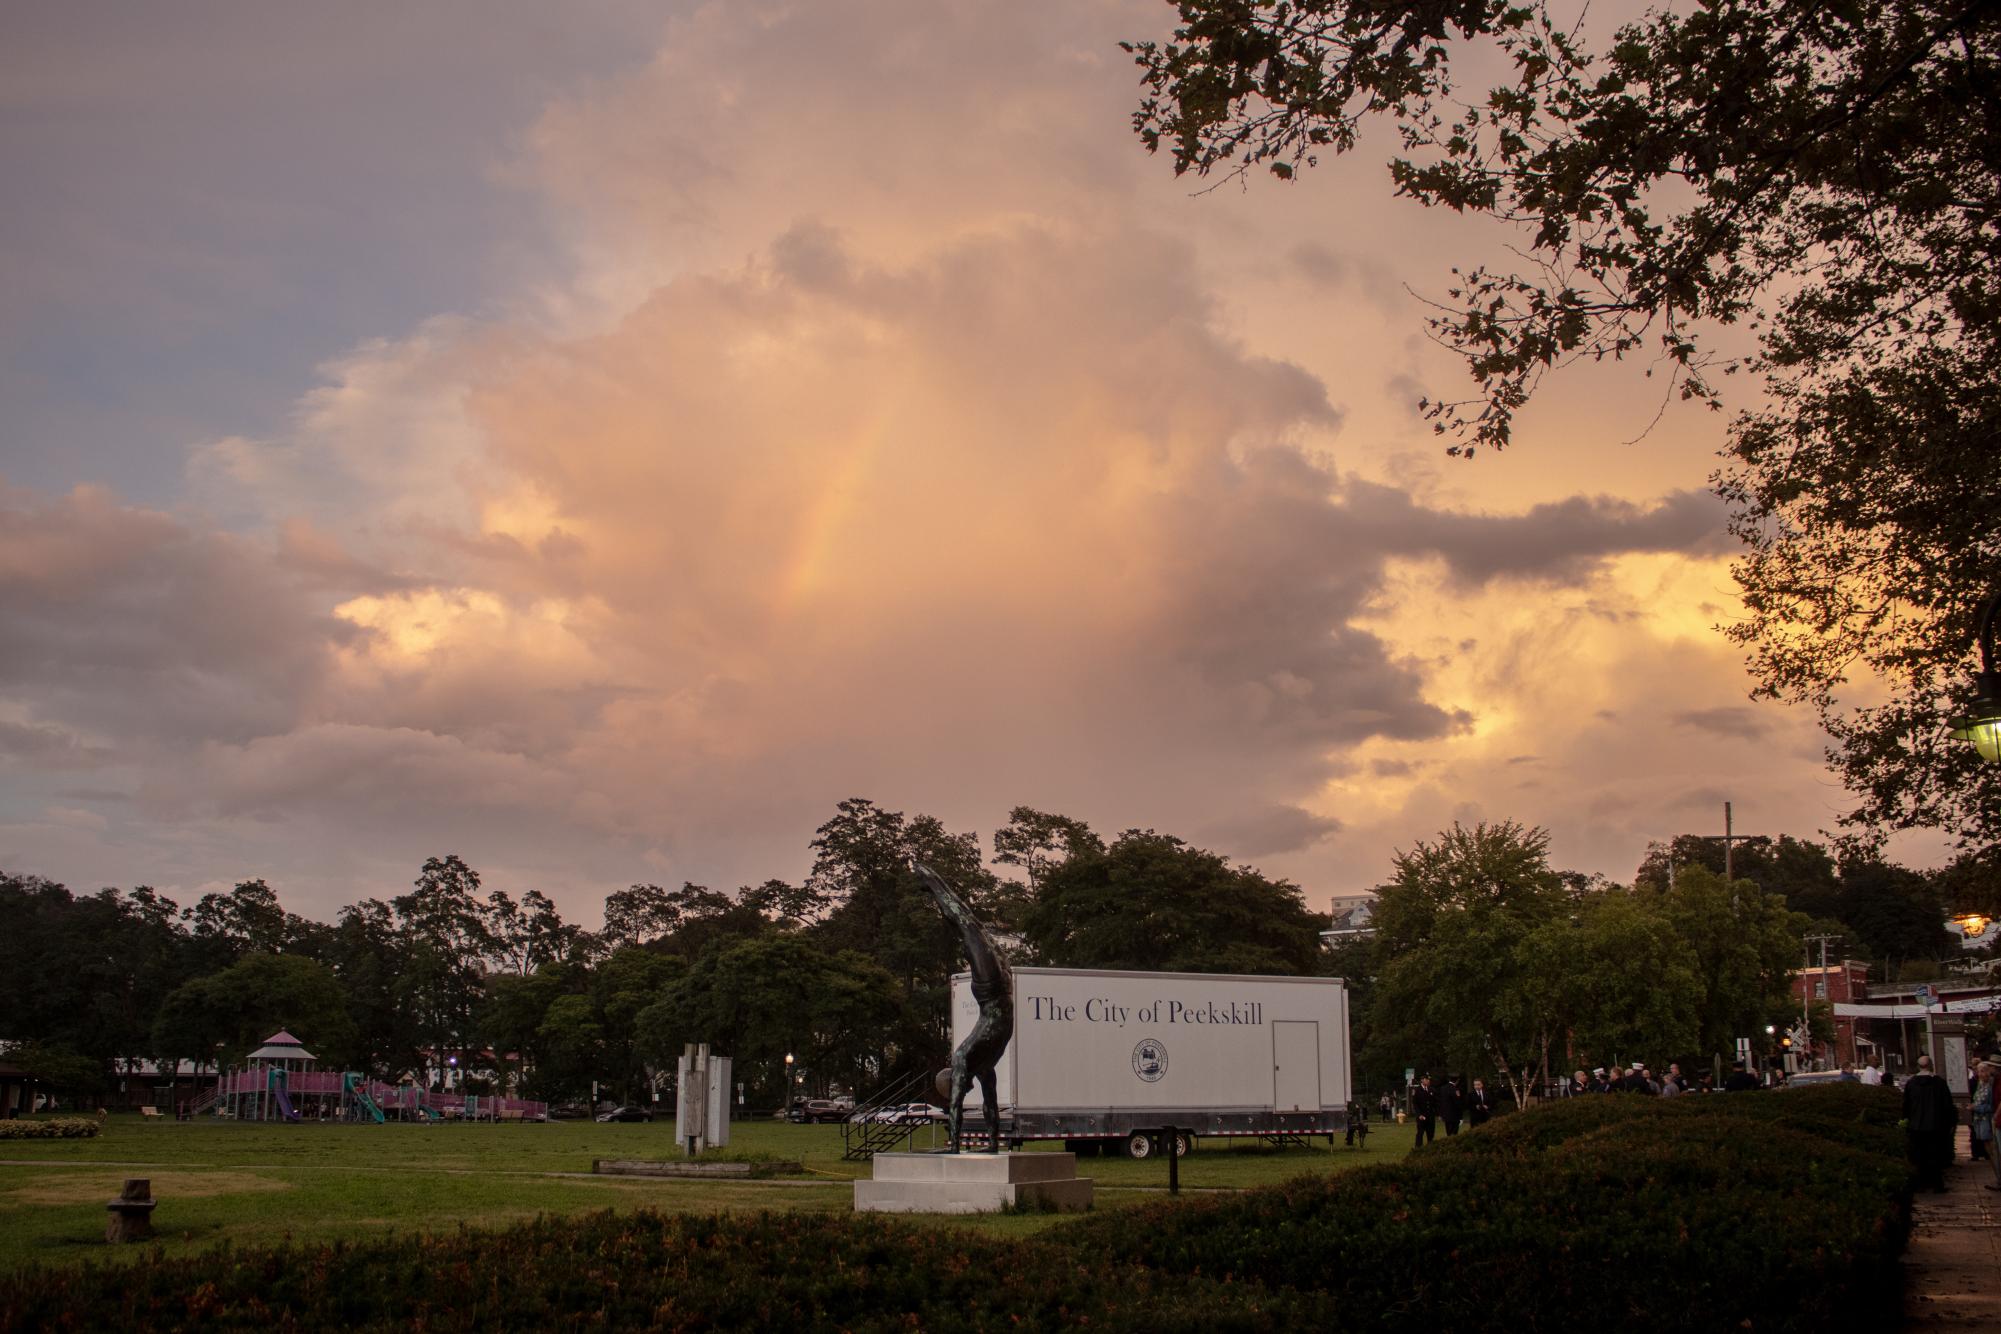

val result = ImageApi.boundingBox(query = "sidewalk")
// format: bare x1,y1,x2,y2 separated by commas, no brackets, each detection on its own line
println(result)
1904,1127,2001,1330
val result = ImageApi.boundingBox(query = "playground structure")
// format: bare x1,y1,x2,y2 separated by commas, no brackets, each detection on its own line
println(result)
189,1031,548,1123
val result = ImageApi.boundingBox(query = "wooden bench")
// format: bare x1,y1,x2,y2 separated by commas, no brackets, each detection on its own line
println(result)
138,1106,160,1119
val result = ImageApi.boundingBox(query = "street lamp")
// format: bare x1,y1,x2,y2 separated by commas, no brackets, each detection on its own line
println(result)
784,1053,794,1112
1947,592,2001,762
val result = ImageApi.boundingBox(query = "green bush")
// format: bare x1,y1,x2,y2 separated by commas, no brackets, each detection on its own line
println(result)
0,1117,101,1140
0,1210,1322,1332
1059,1086,1909,1333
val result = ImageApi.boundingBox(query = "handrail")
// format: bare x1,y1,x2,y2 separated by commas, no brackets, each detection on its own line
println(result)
839,1068,937,1161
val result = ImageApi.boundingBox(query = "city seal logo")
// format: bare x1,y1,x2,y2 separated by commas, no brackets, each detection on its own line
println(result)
1132,1038,1168,1083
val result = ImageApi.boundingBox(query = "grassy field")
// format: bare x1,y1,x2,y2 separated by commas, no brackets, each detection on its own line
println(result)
0,1113,1411,1270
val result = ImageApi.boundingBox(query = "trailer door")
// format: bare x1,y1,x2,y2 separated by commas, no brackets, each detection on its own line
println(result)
1272,1020,1321,1111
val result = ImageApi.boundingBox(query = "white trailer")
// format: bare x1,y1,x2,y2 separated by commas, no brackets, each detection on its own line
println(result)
949,965,1351,1158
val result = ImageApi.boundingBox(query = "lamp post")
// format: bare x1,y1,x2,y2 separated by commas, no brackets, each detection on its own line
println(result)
784,1053,794,1117
1947,591,2001,761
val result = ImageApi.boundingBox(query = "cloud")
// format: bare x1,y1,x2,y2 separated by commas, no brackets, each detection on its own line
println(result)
1200,804,1343,860
5,0,1941,922
0,482,351,746
1672,706,1775,740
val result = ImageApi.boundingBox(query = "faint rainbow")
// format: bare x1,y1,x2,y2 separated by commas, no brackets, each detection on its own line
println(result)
776,423,886,613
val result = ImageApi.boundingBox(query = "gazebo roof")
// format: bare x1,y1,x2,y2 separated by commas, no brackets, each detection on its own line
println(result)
247,1031,316,1062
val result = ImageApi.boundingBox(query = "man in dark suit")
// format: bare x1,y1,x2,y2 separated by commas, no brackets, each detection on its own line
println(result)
1440,1075,1464,1136
1467,1078,1494,1127
1904,1054,1960,1193
1411,1076,1437,1147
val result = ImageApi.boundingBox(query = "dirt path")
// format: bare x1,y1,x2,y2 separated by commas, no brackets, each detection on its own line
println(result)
1904,1126,2001,1331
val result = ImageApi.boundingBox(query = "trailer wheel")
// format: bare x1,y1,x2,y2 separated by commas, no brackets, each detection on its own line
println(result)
1174,1131,1193,1158
1125,1130,1156,1159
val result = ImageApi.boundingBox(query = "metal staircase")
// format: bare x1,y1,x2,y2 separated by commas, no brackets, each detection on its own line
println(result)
839,1069,939,1161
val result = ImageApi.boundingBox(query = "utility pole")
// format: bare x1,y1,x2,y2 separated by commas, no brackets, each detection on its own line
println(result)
1802,933,1840,1069
1703,801,1763,886
1725,801,1734,881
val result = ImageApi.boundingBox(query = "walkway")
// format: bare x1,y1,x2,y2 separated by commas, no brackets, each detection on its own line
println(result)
1904,1127,2001,1331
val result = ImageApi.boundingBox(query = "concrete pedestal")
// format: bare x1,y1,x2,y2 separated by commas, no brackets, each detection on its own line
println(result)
854,1151,1093,1214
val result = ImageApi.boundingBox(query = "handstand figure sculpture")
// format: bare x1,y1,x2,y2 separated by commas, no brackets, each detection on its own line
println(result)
915,862,1013,1154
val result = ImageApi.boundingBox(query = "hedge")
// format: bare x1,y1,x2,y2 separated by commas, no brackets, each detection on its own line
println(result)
0,1087,1908,1331
1060,1085,1909,1333
0,1210,1323,1332
0,1118,100,1140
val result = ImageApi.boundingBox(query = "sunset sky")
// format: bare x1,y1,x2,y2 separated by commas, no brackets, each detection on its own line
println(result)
0,0,1949,925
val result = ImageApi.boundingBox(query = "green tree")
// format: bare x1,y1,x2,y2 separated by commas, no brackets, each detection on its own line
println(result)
151,953,358,1072
1019,827,1326,975
992,806,1104,927
0,875,195,1067
478,966,575,1099
323,898,421,1078
635,936,903,1102
1,1041,107,1105
183,879,310,974
1124,0,2001,851
1554,890,1702,1069
1369,821,1570,1106
392,855,494,1069
1642,864,1807,1062
534,995,605,1101
592,946,686,1101
806,799,1006,1079
1833,854,1951,964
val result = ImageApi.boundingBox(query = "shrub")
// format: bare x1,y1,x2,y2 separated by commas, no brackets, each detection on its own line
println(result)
0,1117,101,1140
0,1210,1325,1331
1058,1086,1908,1334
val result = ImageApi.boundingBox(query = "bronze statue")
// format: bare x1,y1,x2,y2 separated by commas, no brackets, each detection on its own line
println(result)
915,862,1012,1153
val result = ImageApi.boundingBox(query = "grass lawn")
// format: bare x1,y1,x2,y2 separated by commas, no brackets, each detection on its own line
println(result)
0,1113,1411,1271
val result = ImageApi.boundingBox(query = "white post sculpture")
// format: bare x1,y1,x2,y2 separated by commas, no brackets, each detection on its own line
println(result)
675,1044,732,1156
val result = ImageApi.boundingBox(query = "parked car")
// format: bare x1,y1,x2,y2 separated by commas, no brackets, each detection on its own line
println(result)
865,1102,947,1124
787,1098,846,1124
548,1102,593,1121
595,1105,654,1123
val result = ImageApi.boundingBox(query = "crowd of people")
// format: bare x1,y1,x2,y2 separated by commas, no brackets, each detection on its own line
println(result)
1379,1057,1896,1147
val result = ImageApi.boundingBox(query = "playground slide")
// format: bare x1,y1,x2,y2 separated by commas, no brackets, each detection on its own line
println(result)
342,1073,387,1123
272,1085,301,1123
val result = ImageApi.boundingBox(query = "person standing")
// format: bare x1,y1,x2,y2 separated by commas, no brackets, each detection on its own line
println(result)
1970,1061,1999,1189
1567,1069,1591,1099
1860,1060,1882,1086
1660,1063,1686,1097
1439,1075,1464,1137
1467,1078,1493,1127
1902,1054,1959,1193
1379,1090,1394,1121
1411,1076,1437,1147
1724,1060,1760,1092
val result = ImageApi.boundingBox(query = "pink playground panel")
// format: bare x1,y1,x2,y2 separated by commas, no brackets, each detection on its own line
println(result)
214,1070,546,1120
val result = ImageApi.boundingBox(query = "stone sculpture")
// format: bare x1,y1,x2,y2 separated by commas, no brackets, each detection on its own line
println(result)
915,862,1012,1153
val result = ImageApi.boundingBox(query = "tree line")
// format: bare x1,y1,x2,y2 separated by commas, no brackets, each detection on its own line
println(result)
0,798,1324,1106
5,796,1983,1110
1340,822,1992,1105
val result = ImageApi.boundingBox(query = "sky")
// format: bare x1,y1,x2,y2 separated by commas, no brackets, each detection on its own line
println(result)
0,0,1952,927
